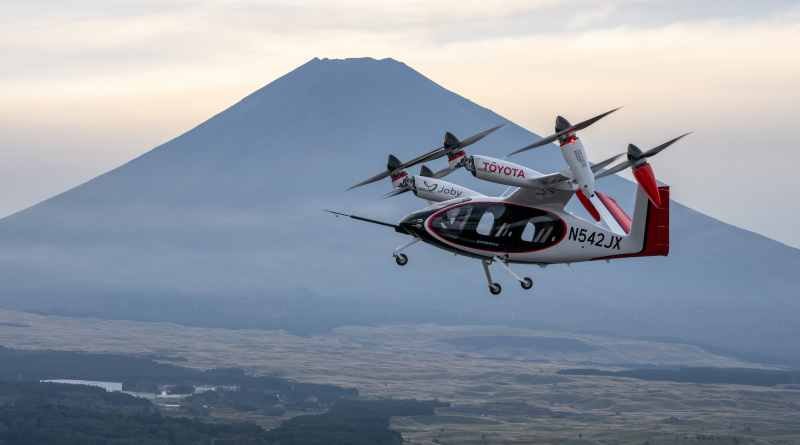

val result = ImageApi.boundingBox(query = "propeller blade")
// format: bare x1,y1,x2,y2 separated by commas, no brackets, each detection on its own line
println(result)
595,160,633,179
401,124,503,168
643,132,692,158
349,150,438,191
383,188,412,199
347,170,392,190
454,124,505,150
508,107,621,157
433,165,458,179
348,125,503,190
591,153,624,173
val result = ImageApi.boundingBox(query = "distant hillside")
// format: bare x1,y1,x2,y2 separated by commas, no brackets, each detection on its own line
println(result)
0,57,798,364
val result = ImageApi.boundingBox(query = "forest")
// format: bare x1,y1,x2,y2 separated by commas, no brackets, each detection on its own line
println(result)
0,345,446,444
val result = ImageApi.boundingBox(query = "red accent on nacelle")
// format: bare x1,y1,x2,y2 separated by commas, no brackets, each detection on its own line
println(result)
447,150,465,161
576,189,601,222
559,134,578,147
390,171,408,181
632,162,662,208
596,191,631,234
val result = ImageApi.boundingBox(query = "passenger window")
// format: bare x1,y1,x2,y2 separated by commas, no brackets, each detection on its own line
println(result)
476,211,494,236
521,221,536,242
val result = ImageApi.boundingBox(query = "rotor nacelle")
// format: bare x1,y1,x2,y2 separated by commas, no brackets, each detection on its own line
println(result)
467,155,544,188
627,144,662,208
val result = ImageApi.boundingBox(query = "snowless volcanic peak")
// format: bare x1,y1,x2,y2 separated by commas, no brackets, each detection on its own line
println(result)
0,57,799,365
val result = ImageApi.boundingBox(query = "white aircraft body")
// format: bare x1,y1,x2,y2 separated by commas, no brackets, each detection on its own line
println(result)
331,110,688,294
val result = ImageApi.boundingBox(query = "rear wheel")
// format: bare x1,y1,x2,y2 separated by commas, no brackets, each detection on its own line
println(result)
489,283,502,295
521,277,533,290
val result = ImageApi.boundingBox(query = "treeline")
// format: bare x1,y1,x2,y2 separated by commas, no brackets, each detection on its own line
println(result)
0,382,445,445
0,346,451,444
0,346,356,410
559,366,800,387
265,399,448,445
0,382,268,445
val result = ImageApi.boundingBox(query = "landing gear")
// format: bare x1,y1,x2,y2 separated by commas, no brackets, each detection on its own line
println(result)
481,259,502,296
493,256,534,291
392,238,419,267
481,257,534,294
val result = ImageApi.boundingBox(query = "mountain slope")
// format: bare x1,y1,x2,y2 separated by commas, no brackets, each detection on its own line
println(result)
1,57,798,364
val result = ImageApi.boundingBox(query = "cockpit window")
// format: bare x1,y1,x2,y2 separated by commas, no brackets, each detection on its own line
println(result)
429,203,565,252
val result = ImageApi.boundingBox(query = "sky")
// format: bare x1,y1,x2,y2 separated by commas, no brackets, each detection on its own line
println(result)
2,0,800,247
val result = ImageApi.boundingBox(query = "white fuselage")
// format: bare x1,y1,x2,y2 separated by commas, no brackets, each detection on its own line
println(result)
423,198,634,263
397,183,655,265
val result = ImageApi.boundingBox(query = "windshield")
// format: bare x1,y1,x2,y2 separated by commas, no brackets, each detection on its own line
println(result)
429,202,565,253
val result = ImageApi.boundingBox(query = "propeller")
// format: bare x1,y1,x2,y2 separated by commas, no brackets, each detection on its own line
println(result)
348,124,504,190
508,107,621,157
596,132,691,207
596,133,691,179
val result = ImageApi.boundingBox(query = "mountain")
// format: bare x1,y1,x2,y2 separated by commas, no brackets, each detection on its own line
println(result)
1,57,798,364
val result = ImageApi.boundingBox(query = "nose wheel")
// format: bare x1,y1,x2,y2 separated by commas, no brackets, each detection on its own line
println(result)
394,253,408,266
489,282,502,295
392,238,419,267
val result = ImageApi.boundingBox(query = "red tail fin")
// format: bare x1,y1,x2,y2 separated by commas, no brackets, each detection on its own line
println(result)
639,186,669,256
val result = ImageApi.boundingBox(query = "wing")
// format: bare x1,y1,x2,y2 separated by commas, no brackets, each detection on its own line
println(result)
505,185,573,208
505,172,574,207
524,171,572,188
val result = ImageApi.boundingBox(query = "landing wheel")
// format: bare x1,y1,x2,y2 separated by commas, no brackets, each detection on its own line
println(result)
520,277,533,290
394,253,408,266
489,282,502,295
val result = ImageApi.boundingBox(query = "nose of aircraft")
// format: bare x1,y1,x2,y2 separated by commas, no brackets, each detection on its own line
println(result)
397,213,427,235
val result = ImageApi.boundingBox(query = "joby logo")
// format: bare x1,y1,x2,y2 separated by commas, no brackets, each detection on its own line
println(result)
480,161,526,178
423,181,463,197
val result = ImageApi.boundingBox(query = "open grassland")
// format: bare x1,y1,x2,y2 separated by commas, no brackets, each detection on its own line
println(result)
0,310,798,444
